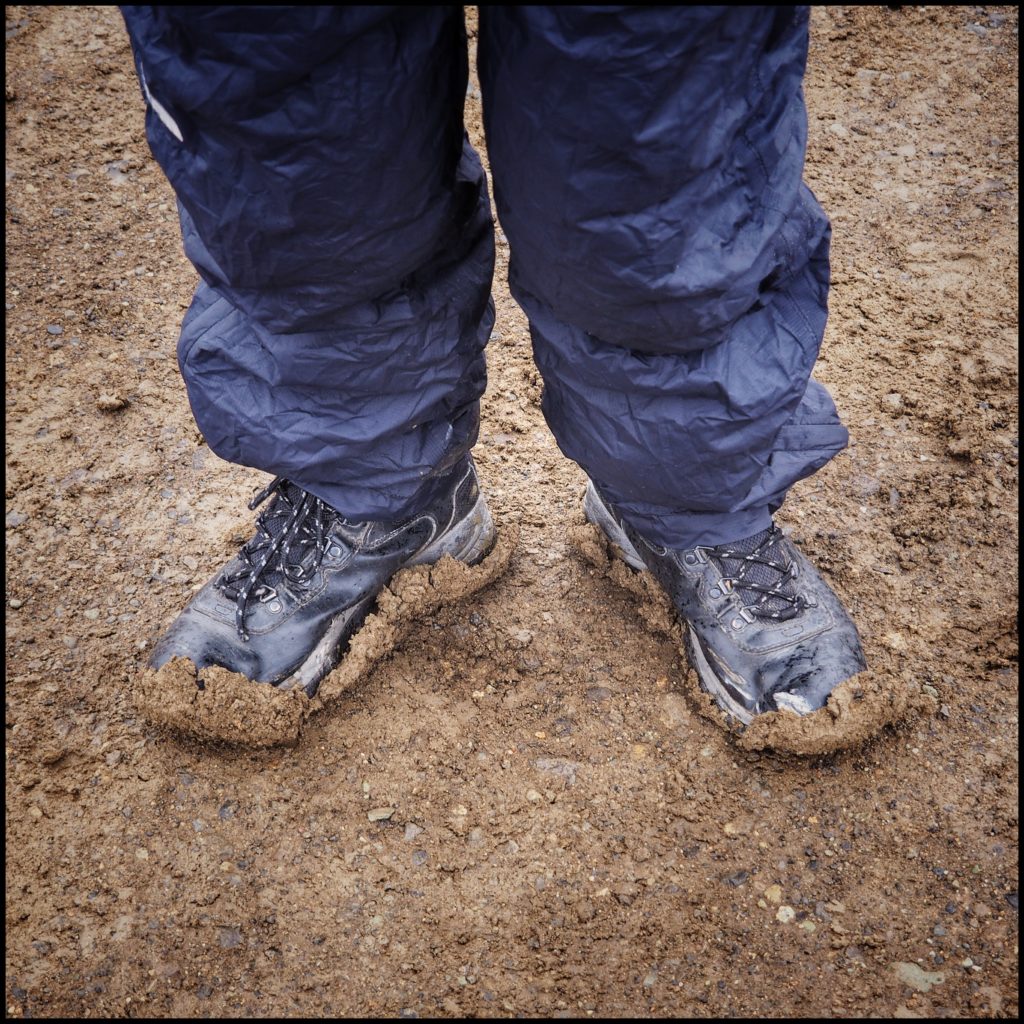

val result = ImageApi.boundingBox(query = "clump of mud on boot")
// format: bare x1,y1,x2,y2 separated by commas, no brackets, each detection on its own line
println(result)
567,521,680,640
569,519,920,756
133,519,518,747
133,657,309,747
684,654,922,756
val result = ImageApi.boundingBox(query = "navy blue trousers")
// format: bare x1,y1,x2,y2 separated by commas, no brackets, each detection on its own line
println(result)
120,5,848,548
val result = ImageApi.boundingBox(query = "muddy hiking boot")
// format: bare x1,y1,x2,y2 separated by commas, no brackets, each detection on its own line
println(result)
148,455,495,698
583,481,867,725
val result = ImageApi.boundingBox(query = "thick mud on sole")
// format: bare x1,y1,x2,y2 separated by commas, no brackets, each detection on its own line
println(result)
132,518,519,748
568,520,924,756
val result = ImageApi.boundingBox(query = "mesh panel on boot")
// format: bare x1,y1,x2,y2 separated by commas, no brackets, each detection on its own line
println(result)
707,528,798,618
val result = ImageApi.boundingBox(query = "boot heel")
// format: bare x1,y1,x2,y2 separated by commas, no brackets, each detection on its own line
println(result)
414,493,496,567
583,481,645,571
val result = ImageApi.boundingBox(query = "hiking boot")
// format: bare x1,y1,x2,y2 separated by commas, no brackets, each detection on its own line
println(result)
148,455,495,697
583,481,866,725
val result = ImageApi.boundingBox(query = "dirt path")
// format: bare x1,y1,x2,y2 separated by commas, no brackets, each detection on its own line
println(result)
5,6,1017,1018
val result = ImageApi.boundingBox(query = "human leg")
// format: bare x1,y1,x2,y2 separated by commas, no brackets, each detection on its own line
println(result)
479,6,865,721
121,6,497,693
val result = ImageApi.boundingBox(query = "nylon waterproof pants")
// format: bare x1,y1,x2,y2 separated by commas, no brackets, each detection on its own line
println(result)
120,5,849,549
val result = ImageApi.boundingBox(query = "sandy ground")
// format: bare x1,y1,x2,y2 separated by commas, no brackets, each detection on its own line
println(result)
5,5,1018,1018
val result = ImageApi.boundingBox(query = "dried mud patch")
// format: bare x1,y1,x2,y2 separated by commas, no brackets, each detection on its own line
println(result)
569,521,921,756
133,519,518,747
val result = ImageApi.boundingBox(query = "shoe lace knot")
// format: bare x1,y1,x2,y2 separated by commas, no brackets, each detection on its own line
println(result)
216,477,341,640
705,525,809,622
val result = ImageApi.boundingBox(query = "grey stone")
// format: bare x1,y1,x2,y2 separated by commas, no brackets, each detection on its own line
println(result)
890,962,944,992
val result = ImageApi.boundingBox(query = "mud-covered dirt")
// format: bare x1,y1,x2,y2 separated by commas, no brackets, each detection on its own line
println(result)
5,6,1018,1018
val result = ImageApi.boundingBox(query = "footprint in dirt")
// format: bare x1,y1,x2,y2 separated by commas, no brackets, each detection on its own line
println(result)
132,518,519,748
567,520,923,757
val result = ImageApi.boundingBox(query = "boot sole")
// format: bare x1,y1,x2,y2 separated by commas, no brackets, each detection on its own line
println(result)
279,493,497,697
682,628,756,726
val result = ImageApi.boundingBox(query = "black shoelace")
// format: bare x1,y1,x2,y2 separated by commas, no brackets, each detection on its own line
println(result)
706,525,809,622
216,477,340,640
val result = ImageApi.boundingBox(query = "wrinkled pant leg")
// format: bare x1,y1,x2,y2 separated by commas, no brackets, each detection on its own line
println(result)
480,5,848,549
120,6,495,520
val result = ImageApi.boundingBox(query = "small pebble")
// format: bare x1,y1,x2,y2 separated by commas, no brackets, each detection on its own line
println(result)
96,393,129,412
46,324,63,335
776,906,796,924
367,807,395,822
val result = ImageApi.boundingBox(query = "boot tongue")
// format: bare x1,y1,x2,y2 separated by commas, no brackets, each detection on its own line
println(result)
217,479,347,639
707,527,799,619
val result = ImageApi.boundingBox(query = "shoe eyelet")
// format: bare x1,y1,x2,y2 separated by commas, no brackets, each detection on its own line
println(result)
710,587,721,599
328,546,341,558
730,617,745,630
269,601,282,613
684,552,698,566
